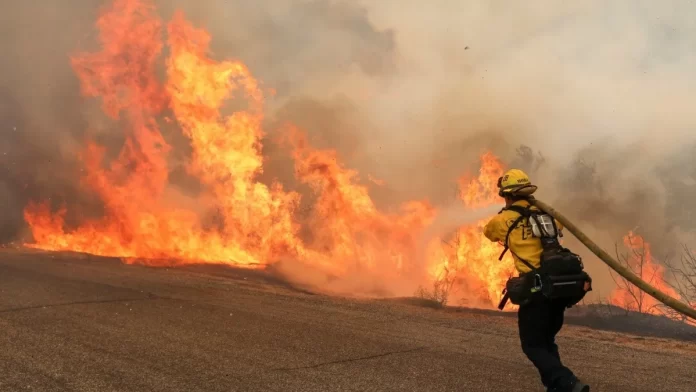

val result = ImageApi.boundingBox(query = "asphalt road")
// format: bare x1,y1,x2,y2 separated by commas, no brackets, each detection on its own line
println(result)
0,249,694,392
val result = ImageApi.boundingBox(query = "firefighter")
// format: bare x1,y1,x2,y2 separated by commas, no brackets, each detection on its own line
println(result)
483,169,590,392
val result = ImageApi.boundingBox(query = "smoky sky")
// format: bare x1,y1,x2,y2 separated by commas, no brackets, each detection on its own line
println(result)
2,0,696,267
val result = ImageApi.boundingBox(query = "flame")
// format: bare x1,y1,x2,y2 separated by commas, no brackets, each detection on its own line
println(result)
25,0,174,261
24,0,302,266
427,152,514,307
165,12,303,264
609,231,681,316
459,152,505,208
285,128,436,278
23,0,512,308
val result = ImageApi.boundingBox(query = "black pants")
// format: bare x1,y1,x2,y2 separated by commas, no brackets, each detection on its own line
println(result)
518,296,576,389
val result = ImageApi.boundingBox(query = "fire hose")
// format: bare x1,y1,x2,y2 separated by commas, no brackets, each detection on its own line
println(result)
531,199,696,321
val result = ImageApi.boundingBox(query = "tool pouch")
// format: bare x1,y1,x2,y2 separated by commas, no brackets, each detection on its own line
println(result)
504,274,534,306
539,250,592,307
542,272,592,307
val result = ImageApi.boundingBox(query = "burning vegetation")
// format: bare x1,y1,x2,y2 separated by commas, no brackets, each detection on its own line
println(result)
20,0,515,308
608,232,681,316
10,0,696,320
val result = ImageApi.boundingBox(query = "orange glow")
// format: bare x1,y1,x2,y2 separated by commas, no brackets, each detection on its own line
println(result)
23,0,514,308
459,152,505,208
427,153,514,307
165,12,303,265
609,231,681,316
285,128,436,277
24,0,300,266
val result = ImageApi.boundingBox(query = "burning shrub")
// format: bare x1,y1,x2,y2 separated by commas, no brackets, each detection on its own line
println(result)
608,231,683,319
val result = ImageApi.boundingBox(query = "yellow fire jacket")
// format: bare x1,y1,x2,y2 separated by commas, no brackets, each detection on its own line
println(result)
483,199,564,274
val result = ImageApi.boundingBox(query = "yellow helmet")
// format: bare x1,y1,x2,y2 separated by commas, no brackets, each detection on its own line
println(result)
497,169,538,197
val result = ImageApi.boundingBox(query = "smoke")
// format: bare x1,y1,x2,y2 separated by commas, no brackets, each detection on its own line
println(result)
3,0,696,296
0,1,99,242
361,0,696,222
273,202,503,297
358,0,696,258
161,0,696,222
183,0,696,279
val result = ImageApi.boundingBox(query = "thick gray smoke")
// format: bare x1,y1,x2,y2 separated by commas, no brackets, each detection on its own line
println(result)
0,2,97,242
3,0,696,289
168,1,696,224
179,0,696,269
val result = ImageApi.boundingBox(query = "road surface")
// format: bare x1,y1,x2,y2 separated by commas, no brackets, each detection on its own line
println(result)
0,249,694,391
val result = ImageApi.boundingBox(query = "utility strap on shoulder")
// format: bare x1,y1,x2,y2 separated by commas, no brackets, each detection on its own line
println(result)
502,205,532,216
498,205,539,273
498,214,525,261
498,205,531,261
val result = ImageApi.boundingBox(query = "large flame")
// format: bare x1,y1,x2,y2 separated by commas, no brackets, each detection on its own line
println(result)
427,152,514,307
609,231,682,316
23,0,511,307
25,0,303,267
286,128,437,278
